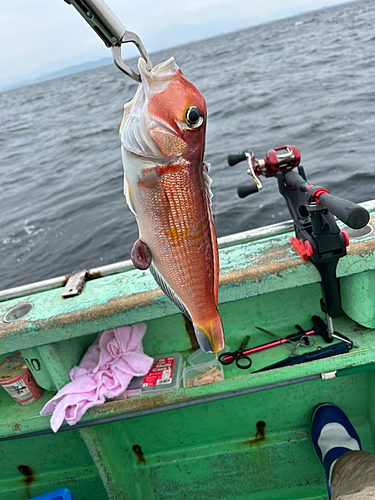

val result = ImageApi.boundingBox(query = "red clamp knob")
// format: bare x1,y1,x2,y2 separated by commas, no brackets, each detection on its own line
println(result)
290,237,312,260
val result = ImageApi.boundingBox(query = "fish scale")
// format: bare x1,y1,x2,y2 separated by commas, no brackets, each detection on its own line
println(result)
139,162,215,308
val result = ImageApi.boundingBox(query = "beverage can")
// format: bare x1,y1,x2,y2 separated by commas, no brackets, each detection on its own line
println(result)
0,352,44,406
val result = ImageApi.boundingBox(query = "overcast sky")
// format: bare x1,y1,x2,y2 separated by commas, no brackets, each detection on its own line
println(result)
0,0,354,87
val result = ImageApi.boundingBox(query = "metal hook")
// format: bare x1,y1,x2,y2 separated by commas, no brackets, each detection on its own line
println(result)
290,335,315,355
111,31,153,82
65,0,152,82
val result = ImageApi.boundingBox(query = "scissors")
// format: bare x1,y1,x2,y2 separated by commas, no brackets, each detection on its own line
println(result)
218,336,252,369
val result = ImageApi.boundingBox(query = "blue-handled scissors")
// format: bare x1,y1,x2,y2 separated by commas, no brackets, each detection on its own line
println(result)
218,335,252,369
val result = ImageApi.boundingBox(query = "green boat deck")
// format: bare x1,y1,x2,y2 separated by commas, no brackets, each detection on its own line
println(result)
0,209,375,499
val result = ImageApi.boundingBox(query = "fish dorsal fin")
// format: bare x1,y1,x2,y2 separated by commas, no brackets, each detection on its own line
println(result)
203,162,219,304
203,162,213,205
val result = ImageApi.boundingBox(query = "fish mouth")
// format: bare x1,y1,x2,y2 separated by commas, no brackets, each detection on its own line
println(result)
120,57,189,159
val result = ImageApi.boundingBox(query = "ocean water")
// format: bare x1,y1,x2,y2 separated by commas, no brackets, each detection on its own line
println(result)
1,0,374,291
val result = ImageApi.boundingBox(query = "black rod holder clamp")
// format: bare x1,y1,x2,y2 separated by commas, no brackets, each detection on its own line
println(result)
277,165,369,318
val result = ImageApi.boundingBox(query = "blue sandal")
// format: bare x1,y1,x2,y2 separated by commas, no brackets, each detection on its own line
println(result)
311,403,361,498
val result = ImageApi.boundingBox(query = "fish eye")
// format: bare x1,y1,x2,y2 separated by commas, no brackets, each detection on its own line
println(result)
185,106,204,129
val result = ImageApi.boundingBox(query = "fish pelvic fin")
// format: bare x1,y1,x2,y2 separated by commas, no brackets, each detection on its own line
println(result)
193,314,225,354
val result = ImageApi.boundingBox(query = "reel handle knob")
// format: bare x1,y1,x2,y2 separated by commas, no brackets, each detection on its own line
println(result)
227,153,247,167
237,184,260,198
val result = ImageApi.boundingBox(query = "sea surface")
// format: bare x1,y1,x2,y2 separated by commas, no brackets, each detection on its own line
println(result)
1,0,375,291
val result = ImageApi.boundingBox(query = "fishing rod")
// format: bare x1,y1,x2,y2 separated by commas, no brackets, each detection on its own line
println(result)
227,145,370,340
64,0,152,81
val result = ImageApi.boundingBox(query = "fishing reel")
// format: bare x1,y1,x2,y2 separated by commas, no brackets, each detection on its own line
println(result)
227,145,300,198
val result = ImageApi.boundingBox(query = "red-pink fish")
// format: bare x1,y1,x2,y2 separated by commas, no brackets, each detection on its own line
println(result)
120,57,224,354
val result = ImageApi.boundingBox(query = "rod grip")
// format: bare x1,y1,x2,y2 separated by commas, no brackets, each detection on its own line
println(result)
237,184,259,198
318,193,370,229
283,170,309,191
227,153,247,167
284,170,370,229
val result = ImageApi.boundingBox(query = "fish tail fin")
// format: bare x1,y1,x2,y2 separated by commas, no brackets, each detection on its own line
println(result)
193,313,225,354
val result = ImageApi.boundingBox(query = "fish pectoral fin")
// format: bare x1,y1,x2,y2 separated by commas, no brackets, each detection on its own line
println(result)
131,239,152,270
